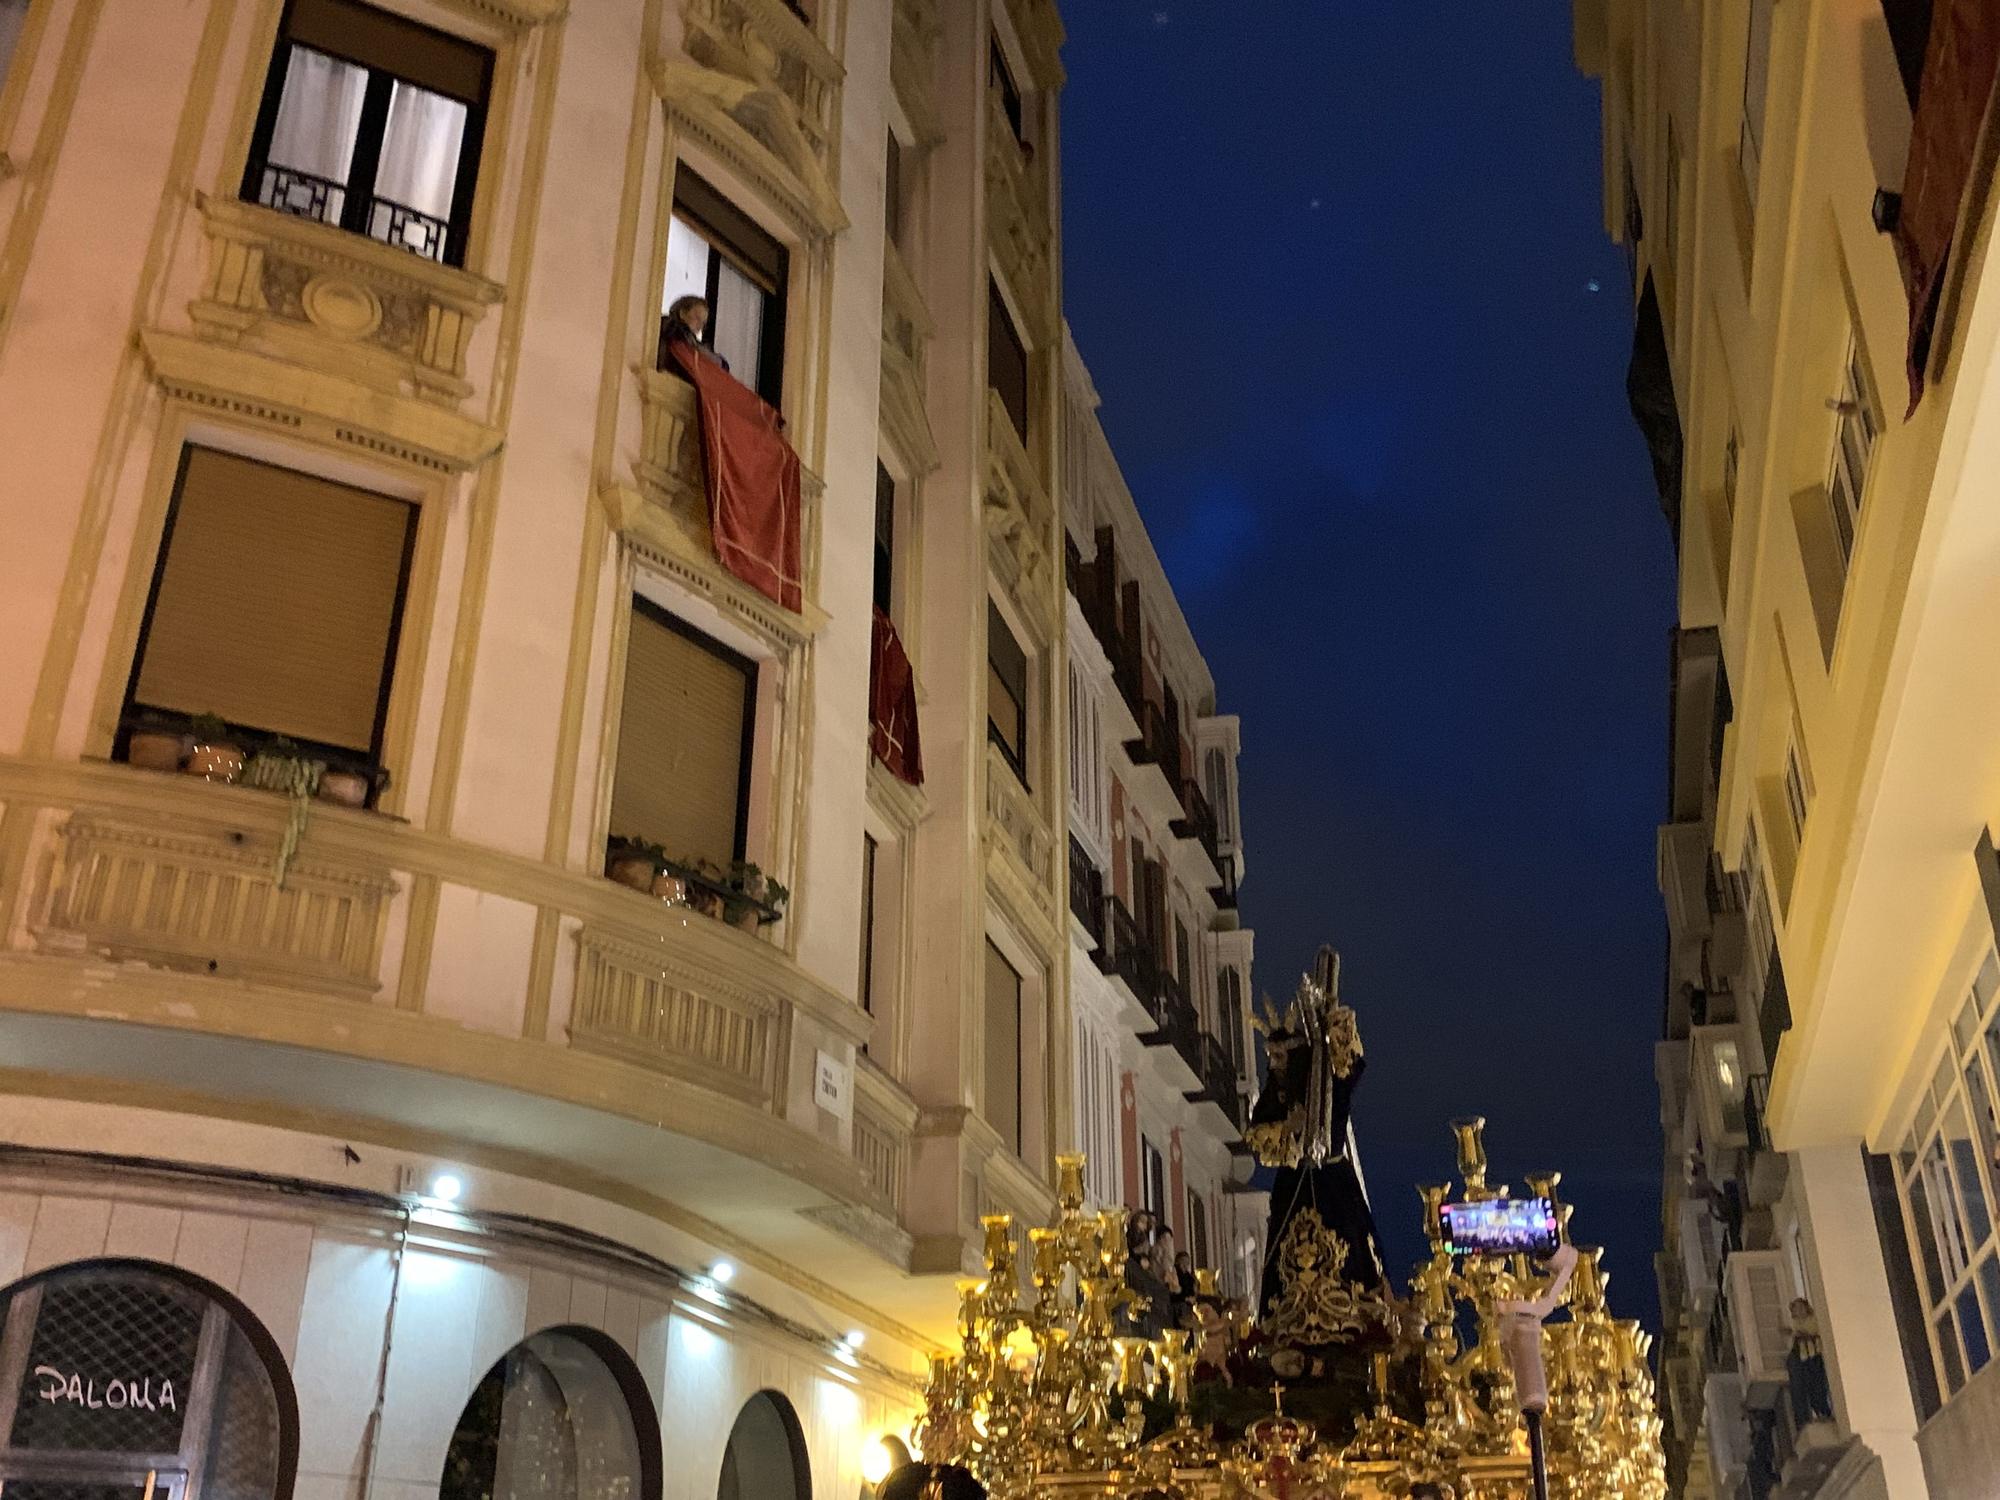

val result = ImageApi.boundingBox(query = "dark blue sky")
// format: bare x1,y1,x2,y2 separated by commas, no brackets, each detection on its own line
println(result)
1059,4,1677,1327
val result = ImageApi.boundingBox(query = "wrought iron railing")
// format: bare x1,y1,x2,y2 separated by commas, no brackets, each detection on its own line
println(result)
1156,966,1202,1071
1097,896,1158,1011
251,162,453,264
1744,1072,1773,1155
1068,834,1105,945
1127,699,1180,779
1193,1032,1243,1129
1173,777,1222,870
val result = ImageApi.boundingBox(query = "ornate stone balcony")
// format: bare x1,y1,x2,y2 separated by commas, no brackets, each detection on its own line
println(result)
682,0,843,167
852,1058,918,1213
984,740,1057,934
611,366,826,641
154,195,505,472
889,0,942,145
983,387,1052,606
880,242,937,472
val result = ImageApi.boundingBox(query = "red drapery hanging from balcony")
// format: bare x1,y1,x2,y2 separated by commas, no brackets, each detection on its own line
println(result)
668,342,803,612
1890,0,2000,413
869,606,923,786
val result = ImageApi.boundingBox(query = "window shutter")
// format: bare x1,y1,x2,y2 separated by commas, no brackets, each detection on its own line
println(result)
286,0,491,103
610,604,754,869
131,447,415,754
984,940,1023,1154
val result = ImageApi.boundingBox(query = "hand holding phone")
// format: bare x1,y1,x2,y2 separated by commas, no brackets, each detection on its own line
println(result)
1438,1196,1560,1259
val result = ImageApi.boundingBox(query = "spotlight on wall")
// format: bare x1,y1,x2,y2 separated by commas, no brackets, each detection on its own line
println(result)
427,1172,464,1204
709,1259,736,1285
861,1433,911,1485
842,1328,866,1350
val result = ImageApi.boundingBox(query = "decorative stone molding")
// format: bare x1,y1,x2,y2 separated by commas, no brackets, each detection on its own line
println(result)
652,11,847,244
569,919,780,1105
189,195,503,408
1001,0,1066,90
32,805,396,998
606,367,828,646
879,244,938,475
985,92,1055,348
443,0,570,27
889,0,942,146
984,741,1057,928
982,389,1054,637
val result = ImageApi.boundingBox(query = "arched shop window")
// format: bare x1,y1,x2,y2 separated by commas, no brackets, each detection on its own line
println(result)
716,1390,809,1500
440,1326,658,1500
0,1259,298,1500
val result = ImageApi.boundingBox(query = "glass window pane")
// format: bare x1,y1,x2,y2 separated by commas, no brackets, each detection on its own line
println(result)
1926,1136,1974,1281
1965,1060,2000,1219
1977,950,2000,1015
1712,1037,1748,1136
1936,1054,1958,1109
1909,1168,1951,1303
1980,1255,2000,1356
375,80,467,221
265,45,367,216
712,258,767,385
1,0,30,83
663,215,712,313
1938,1311,1967,1393
1957,993,1981,1056
1959,1283,1991,1373
1946,1097,1995,1248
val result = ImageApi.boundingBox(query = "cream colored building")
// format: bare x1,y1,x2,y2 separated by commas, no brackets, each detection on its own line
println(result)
0,0,1088,1494
1579,3,2000,1500
1058,327,1265,1302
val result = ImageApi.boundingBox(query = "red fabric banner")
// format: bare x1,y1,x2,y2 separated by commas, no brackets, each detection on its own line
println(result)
668,342,803,612
1891,0,2000,413
870,607,923,786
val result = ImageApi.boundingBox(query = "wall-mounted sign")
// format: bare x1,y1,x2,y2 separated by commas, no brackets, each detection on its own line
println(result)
813,1050,850,1117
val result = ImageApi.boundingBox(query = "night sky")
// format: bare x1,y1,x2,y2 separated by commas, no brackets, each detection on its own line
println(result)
1059,4,1677,1329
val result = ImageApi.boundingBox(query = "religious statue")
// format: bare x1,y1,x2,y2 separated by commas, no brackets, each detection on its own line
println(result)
1246,945,1388,1343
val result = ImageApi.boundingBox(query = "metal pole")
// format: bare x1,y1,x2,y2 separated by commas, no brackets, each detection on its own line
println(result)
1526,1407,1549,1500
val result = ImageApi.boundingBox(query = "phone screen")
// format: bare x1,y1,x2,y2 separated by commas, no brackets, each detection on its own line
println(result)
1438,1196,1560,1258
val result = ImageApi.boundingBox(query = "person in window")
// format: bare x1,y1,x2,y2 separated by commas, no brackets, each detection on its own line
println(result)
1786,1297,1833,1424
660,294,728,373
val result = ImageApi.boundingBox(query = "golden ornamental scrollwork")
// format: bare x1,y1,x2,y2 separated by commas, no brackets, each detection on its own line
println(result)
1262,1208,1376,1346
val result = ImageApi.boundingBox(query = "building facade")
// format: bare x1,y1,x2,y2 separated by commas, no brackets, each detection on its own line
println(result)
0,0,1094,1495
1058,329,1264,1301
1580,3,2000,1500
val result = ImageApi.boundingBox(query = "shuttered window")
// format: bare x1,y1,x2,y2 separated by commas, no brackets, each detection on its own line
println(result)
987,601,1028,784
610,600,755,869
125,446,416,757
984,939,1023,1154
988,281,1029,441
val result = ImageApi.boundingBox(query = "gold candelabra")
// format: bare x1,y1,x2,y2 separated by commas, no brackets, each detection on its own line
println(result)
911,1126,1666,1500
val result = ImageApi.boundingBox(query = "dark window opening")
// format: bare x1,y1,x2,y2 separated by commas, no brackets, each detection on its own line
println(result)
988,280,1030,442
990,39,1025,145
242,0,492,267
884,130,904,251
1881,0,1934,109
984,939,1024,1155
873,461,896,618
661,167,789,410
859,834,879,1025
987,600,1029,785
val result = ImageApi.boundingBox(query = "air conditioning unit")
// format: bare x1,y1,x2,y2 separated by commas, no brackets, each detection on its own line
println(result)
1728,1249,1793,1384
1704,1370,1751,1489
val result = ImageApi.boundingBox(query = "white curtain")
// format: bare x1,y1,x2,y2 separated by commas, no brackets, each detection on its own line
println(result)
375,80,466,222
662,215,712,314
712,258,766,381
0,0,30,85
266,45,367,199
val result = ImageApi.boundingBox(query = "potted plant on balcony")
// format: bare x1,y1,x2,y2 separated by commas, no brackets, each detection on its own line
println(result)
184,713,245,783
126,712,188,772
605,836,663,892
242,736,324,889
686,857,729,920
725,860,788,932
318,757,383,809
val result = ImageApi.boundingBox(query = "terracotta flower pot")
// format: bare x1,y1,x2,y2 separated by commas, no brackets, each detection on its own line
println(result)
609,854,656,891
651,871,688,904
691,889,725,920
731,904,761,933
185,742,244,783
318,770,371,807
127,729,187,772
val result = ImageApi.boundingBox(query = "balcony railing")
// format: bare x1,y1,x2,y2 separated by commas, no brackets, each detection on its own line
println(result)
1068,835,1105,946
1153,966,1202,1070
1126,699,1180,781
251,162,454,265
1172,777,1222,871
1190,1032,1243,1130
1097,896,1159,1014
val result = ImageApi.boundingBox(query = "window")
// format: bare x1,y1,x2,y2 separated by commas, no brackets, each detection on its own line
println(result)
1722,426,1741,523
987,600,1029,784
1664,116,1682,273
121,446,417,778
1142,1135,1166,1220
1827,343,1878,571
0,1261,298,1500
442,1328,658,1500
1218,965,1245,1081
1067,662,1105,842
1896,948,2000,1399
989,39,1025,146
988,280,1029,442
1783,740,1810,844
611,599,756,870
1742,821,1774,997
0,0,28,87
1174,916,1192,993
858,834,879,1019
244,0,491,266
717,1392,809,1500
1189,1190,1210,1269
984,939,1024,1154
873,461,896,618
1741,0,1774,201
662,168,789,408
1205,746,1235,845
884,130,904,251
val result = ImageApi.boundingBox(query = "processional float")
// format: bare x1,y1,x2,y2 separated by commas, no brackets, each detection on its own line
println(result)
893,949,1667,1500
